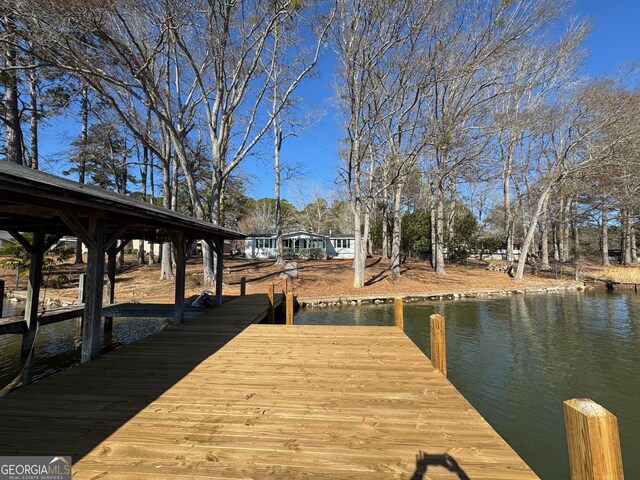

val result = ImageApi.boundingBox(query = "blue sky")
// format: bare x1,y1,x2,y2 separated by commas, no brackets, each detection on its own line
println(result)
36,1,639,206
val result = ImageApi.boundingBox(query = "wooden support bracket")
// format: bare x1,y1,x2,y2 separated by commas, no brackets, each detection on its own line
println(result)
58,211,97,250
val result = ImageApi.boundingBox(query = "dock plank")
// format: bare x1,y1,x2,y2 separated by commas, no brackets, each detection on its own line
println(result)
0,294,537,479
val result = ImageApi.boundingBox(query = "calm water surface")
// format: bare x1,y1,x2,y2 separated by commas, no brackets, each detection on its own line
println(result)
0,303,171,386
296,290,640,480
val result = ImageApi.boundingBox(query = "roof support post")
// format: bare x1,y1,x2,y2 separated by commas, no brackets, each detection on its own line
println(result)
171,232,187,325
81,217,106,363
21,232,44,386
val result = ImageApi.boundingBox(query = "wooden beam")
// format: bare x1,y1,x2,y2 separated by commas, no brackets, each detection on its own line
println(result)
0,279,4,318
564,398,624,480
81,218,106,363
214,239,224,306
286,293,294,326
282,277,288,295
172,232,186,325
429,314,447,377
106,227,128,252
268,283,275,324
6,229,36,254
21,232,45,386
394,297,403,330
240,277,247,296
59,211,97,250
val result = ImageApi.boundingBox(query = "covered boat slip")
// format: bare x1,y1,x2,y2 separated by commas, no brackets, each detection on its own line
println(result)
0,162,243,380
0,295,535,479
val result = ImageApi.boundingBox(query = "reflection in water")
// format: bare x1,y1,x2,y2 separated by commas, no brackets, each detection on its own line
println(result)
296,290,640,480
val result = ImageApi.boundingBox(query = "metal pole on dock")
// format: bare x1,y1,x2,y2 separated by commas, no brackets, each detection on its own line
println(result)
564,398,624,480
286,293,294,326
394,297,403,330
429,314,447,377
240,277,246,296
268,283,275,323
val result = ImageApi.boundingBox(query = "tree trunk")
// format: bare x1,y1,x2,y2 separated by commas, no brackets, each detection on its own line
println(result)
391,183,403,277
571,199,582,261
160,150,174,280
430,198,436,269
561,196,571,263
600,205,610,266
503,148,514,267
435,193,446,275
2,15,23,166
28,52,38,170
631,221,637,264
514,189,552,280
381,193,389,260
540,198,550,270
75,85,89,265
622,209,633,265
117,242,125,271
352,198,365,288
274,121,284,265
552,219,560,262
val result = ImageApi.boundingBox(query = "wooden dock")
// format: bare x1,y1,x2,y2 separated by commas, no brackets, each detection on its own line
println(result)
0,293,536,479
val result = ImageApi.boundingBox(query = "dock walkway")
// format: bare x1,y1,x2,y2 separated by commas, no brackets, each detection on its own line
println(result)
0,293,536,479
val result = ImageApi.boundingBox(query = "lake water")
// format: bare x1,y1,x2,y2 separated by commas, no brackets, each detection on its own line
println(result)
295,290,640,480
0,304,171,386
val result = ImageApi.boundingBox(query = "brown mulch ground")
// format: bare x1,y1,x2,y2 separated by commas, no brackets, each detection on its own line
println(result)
1,255,576,306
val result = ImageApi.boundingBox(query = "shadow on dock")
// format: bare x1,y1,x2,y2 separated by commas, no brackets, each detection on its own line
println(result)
411,451,470,480
0,294,271,462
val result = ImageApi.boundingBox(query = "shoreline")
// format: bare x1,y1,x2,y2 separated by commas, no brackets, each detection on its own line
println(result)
296,282,588,308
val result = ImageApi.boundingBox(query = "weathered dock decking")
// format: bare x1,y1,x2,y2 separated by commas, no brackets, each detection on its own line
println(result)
0,293,536,479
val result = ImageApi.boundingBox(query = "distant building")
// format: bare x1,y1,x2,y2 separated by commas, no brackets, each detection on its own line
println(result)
0,230,13,249
244,230,355,260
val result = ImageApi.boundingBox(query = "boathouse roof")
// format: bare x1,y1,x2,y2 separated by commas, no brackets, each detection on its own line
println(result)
0,162,244,242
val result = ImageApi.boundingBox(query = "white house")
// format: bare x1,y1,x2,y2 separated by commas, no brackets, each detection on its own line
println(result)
244,230,355,260
0,230,13,249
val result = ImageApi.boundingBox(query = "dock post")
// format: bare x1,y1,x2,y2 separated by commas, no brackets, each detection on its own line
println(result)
240,277,246,296
429,314,447,377
172,233,187,325
564,398,624,480
268,283,275,323
0,279,4,317
78,273,87,303
282,277,288,295
394,297,403,330
286,293,294,325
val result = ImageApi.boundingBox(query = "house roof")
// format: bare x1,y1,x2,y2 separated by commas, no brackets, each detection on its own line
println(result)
246,230,355,240
0,162,244,242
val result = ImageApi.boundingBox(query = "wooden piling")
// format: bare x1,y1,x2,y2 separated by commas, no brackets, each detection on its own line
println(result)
0,279,4,317
282,277,288,295
286,293,294,326
394,297,403,330
268,283,275,324
564,398,624,480
429,314,447,377
240,277,246,296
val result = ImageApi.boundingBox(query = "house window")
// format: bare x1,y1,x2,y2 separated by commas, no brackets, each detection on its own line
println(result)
335,239,351,249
